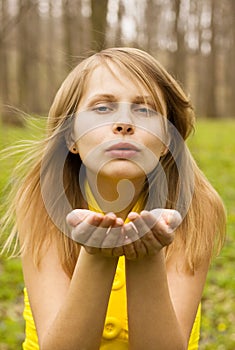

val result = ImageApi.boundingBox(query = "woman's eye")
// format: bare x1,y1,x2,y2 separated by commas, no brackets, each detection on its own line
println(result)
138,107,149,113
92,104,114,114
133,105,156,117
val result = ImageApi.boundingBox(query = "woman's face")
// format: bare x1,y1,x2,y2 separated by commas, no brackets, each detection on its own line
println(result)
73,63,168,181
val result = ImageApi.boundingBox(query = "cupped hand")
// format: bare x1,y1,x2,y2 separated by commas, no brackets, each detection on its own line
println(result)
66,208,182,259
120,209,182,260
66,209,124,257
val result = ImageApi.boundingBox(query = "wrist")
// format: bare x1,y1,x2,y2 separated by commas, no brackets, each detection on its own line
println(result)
79,247,119,268
125,249,165,267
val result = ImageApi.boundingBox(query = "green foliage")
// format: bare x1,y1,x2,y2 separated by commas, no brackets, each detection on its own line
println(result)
0,118,235,349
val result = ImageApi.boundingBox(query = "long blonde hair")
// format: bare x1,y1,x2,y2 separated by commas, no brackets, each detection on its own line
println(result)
1,47,226,275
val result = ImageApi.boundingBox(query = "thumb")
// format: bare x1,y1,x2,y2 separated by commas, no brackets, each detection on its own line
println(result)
66,209,91,227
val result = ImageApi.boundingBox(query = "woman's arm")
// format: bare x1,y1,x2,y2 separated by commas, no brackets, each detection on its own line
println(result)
22,213,119,350
125,211,210,350
126,252,209,350
22,208,209,350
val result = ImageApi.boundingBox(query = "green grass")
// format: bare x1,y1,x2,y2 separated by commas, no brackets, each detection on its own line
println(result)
0,119,45,350
0,118,235,349
188,119,235,349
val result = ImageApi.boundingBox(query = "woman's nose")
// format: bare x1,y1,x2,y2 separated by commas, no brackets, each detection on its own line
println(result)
112,123,135,135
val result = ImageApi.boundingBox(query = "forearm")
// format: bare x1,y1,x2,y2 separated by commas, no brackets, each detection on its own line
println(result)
41,248,118,350
126,252,186,350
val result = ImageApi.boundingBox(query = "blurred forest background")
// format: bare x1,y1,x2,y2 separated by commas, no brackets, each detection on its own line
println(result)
0,0,235,122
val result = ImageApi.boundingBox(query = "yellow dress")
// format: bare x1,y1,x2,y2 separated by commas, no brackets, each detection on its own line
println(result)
22,184,201,349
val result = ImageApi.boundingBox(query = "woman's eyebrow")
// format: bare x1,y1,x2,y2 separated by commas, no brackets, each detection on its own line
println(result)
86,94,118,106
133,95,155,106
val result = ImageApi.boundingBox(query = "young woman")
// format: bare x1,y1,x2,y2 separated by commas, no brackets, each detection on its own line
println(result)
2,47,226,350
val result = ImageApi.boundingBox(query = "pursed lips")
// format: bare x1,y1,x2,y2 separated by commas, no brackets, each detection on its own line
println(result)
105,142,140,158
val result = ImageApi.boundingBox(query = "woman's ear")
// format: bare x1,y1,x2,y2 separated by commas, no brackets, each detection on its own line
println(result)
68,143,79,154
65,129,79,154
65,134,79,154
63,116,79,154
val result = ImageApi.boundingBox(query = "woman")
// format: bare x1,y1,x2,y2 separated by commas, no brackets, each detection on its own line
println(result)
2,47,226,350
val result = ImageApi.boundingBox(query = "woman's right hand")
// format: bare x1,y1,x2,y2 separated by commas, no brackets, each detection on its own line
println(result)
66,209,125,257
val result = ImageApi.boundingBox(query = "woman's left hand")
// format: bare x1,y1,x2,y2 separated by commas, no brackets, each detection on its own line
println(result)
113,209,182,260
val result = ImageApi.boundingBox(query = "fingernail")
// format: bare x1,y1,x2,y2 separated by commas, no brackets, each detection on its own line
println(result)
128,212,139,220
106,212,116,219
93,215,102,223
116,218,124,225
66,211,81,225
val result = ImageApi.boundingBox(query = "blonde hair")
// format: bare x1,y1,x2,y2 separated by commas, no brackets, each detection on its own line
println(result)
1,47,226,275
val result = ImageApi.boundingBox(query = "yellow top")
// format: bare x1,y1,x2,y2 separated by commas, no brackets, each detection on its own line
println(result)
22,261,201,350
22,183,201,349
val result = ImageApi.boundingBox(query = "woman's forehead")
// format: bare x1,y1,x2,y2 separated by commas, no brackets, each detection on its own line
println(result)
81,62,166,112
86,67,147,97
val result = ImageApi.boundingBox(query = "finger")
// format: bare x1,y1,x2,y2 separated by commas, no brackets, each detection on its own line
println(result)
112,246,124,257
132,239,147,259
124,222,139,243
84,213,117,255
140,209,164,229
129,214,162,253
85,213,117,249
127,211,139,221
113,218,125,257
141,231,163,253
148,209,182,232
130,214,151,239
70,213,103,244
101,220,123,257
123,224,138,260
66,209,92,227
141,211,175,247
84,246,100,255
102,220,122,250
160,210,182,232
141,210,169,235
123,241,137,260
125,221,149,259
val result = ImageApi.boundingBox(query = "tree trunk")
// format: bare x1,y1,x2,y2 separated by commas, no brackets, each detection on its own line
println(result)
114,0,125,47
143,0,157,53
204,0,218,118
28,1,41,113
62,0,73,68
172,0,187,87
17,0,30,112
0,0,9,109
227,0,235,117
91,0,108,51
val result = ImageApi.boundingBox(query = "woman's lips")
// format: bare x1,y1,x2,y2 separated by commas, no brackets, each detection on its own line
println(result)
105,142,140,158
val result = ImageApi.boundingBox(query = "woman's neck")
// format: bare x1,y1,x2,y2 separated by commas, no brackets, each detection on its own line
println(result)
86,171,146,220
